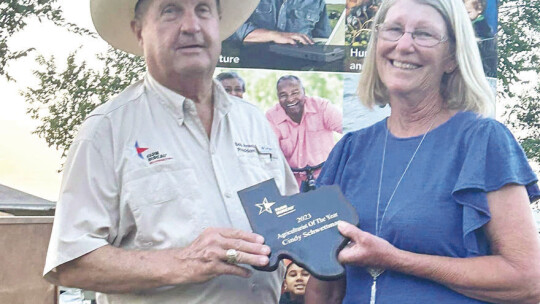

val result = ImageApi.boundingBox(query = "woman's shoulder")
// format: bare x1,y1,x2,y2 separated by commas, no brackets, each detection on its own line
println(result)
344,118,387,140
444,111,511,140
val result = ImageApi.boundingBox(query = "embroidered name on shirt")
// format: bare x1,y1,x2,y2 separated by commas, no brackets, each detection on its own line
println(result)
146,151,172,164
135,141,173,164
235,142,257,153
235,142,274,159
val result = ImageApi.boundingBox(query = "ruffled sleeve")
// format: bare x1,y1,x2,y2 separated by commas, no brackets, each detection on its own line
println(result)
316,132,355,187
452,119,540,255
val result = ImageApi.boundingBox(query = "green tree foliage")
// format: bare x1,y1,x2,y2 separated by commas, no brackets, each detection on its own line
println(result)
504,81,540,163
0,0,92,81
498,0,540,98
23,48,145,158
498,0,540,163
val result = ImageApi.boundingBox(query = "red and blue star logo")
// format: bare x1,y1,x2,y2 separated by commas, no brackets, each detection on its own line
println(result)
135,141,148,159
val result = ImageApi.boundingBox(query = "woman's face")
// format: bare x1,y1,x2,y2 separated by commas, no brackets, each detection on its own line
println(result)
284,264,310,296
375,0,456,99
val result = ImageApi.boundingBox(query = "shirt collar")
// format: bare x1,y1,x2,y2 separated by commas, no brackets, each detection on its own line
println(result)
144,73,232,123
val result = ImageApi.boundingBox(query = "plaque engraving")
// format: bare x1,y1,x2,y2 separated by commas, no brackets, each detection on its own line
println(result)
238,179,359,280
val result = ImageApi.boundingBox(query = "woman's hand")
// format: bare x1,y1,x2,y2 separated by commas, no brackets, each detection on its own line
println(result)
337,221,397,269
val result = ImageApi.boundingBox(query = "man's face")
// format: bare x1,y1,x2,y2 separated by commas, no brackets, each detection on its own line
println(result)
133,0,221,85
277,79,306,119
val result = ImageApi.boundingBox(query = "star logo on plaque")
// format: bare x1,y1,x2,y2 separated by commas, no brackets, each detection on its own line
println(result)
255,197,275,215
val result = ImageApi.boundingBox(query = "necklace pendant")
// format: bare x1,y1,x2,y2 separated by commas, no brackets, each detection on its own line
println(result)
367,268,384,304
367,267,385,279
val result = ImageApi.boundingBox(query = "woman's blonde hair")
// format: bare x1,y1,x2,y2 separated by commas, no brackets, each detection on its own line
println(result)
357,0,495,116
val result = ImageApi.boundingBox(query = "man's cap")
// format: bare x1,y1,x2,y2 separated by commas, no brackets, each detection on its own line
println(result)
90,0,259,56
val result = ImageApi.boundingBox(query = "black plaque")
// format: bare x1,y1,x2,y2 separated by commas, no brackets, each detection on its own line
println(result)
238,179,359,280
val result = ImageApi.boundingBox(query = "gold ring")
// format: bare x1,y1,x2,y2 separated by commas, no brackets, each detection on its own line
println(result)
226,249,239,264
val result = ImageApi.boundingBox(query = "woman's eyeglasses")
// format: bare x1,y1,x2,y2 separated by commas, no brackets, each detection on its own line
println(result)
375,24,448,47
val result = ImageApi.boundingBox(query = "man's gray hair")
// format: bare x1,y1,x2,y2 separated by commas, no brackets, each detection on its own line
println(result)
276,75,304,91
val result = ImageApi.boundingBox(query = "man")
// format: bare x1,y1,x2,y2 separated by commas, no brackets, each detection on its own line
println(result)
216,71,246,98
227,0,332,45
266,75,342,188
43,0,297,303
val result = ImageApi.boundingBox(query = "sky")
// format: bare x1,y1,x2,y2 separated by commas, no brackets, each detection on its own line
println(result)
0,0,107,201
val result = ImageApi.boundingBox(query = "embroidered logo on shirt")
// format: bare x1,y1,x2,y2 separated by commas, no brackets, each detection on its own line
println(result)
135,141,148,159
134,141,173,164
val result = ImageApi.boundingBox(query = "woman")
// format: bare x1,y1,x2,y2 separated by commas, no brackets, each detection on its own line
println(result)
305,0,540,303
279,263,311,304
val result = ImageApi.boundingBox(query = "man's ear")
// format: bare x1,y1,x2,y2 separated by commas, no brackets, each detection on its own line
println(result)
131,19,144,48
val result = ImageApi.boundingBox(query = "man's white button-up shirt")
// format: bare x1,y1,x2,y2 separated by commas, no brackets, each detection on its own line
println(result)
44,74,298,303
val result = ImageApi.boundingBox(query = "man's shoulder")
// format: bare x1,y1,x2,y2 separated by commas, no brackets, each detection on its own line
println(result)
306,95,330,106
73,79,145,142
88,79,145,118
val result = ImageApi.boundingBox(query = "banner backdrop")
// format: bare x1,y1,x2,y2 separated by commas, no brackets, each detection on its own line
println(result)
215,0,498,146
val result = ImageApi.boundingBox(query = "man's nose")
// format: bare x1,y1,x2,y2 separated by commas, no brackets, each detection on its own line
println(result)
180,11,201,34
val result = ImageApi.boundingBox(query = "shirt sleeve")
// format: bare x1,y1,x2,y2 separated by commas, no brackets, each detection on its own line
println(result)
227,21,258,42
451,119,539,255
323,100,343,133
43,121,119,284
316,132,354,187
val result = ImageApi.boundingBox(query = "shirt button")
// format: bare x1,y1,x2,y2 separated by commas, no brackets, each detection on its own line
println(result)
224,192,232,198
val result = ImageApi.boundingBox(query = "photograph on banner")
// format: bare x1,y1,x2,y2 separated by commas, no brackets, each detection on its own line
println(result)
219,1,348,73
344,0,497,76
214,68,344,190
464,0,498,78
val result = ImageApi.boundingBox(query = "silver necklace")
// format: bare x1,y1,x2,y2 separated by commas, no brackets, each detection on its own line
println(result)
367,119,436,304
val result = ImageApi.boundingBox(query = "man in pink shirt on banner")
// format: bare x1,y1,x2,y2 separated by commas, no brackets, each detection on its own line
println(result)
266,75,342,189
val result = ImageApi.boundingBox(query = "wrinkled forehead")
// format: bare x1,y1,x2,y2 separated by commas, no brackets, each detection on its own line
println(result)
135,0,220,17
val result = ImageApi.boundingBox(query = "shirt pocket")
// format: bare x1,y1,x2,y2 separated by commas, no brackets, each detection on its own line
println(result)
236,145,284,191
290,9,320,34
306,115,325,132
122,163,204,249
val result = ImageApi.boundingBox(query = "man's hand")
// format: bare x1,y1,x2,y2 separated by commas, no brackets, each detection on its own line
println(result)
272,32,314,45
167,227,271,284
55,227,272,293
243,29,314,45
